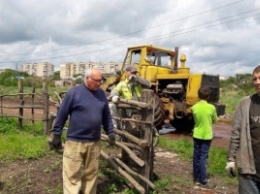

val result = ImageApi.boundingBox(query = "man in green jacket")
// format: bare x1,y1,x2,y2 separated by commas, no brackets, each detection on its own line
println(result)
109,65,151,129
226,65,260,193
192,86,217,190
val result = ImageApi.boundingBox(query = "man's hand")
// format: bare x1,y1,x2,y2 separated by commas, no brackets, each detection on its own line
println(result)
225,161,236,177
112,96,119,103
108,134,115,146
51,135,62,150
129,75,137,82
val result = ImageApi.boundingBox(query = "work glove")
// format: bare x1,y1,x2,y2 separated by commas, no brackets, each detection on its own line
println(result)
51,135,62,150
112,96,119,103
129,75,137,82
225,161,236,177
108,134,116,146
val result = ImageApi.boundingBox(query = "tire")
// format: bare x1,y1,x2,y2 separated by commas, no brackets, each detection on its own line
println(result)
141,89,166,130
141,89,166,147
172,114,194,134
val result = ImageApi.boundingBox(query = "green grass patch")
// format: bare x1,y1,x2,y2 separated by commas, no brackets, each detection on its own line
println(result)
208,147,227,175
153,176,171,190
158,137,193,161
219,85,253,115
0,134,48,163
0,117,44,135
0,117,48,163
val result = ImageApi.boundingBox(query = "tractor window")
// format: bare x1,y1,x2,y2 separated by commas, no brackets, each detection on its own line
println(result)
147,51,172,67
146,54,156,64
160,55,172,67
131,50,141,65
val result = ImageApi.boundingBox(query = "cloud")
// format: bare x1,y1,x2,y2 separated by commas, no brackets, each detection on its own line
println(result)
0,0,259,77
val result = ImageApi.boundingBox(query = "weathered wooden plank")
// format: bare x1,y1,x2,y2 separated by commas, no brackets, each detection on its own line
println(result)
0,105,44,109
101,150,145,194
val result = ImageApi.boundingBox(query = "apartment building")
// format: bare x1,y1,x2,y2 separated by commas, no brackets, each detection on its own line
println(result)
59,62,123,79
21,62,54,77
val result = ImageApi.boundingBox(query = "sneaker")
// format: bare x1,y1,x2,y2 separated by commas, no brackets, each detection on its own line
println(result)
199,183,216,190
194,181,200,186
193,182,201,189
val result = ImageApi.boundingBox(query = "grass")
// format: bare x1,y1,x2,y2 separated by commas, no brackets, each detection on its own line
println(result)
152,177,172,194
158,137,193,161
0,134,48,162
0,116,237,193
158,136,237,189
0,82,243,193
219,85,253,115
158,136,229,177
0,118,48,163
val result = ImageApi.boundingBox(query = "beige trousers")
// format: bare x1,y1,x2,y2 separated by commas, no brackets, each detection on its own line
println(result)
63,140,101,194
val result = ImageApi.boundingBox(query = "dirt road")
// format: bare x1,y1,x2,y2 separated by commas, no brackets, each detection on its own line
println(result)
0,100,57,120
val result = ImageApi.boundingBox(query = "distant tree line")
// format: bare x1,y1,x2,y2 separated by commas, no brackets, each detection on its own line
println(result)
220,73,254,94
0,70,255,94
0,69,61,88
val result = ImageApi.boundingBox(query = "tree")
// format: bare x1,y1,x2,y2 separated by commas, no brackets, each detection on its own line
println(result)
0,69,29,86
52,71,60,80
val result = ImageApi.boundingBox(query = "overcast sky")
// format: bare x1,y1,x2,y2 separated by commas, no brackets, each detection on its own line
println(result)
0,0,259,77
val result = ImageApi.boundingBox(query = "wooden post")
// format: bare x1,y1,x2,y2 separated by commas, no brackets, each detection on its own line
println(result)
43,82,49,135
18,79,24,130
140,89,154,194
31,87,35,132
0,96,3,118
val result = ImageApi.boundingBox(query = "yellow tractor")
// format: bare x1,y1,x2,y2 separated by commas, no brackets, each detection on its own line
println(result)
102,44,225,131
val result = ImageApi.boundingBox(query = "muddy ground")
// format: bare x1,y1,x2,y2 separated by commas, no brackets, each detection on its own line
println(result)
0,123,237,194
0,100,237,193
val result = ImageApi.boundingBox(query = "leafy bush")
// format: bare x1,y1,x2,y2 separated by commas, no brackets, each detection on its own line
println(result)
0,69,61,88
0,69,29,86
219,73,254,115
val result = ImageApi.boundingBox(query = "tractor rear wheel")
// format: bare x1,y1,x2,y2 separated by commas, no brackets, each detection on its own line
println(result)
141,89,166,130
153,95,167,130
172,114,194,134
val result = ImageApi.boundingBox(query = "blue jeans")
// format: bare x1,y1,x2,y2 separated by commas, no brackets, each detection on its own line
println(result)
239,174,260,194
193,138,211,185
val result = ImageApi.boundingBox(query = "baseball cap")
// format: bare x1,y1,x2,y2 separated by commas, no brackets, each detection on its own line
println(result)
125,66,137,73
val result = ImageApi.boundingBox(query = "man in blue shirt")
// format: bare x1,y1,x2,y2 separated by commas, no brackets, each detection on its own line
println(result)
51,67,115,194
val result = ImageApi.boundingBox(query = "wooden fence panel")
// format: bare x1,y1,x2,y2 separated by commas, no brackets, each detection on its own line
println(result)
0,81,54,133
0,82,157,194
